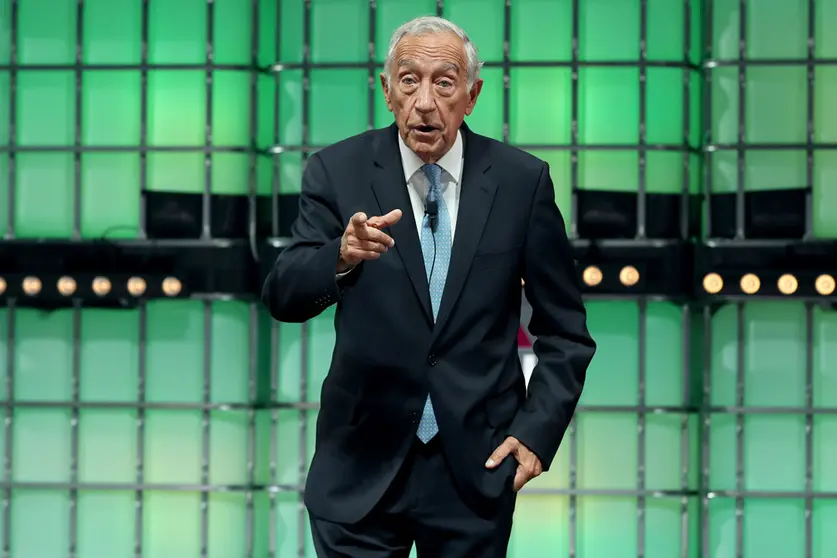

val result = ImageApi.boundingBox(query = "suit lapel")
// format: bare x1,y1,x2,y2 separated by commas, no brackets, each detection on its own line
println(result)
369,124,433,323
431,125,497,343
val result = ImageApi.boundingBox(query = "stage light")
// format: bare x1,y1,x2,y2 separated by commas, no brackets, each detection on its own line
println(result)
703,273,723,294
92,277,112,296
777,274,798,295
619,266,640,287
740,273,761,295
0,277,5,295
582,266,603,287
127,277,147,296
22,276,41,296
57,276,77,296
162,277,182,297
815,274,836,296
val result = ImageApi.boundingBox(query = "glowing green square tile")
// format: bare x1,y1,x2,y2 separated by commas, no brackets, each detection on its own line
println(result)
14,153,74,237
17,71,74,147
82,0,141,64
646,68,686,145
145,410,202,485
813,500,837,556
647,0,688,61
212,71,251,146
746,67,806,144
13,308,73,401
712,0,740,60
578,497,638,557
78,409,137,484
77,492,135,558
814,151,837,238
813,416,837,492
148,0,206,64
578,151,638,193
17,0,75,64
13,409,72,483
579,68,639,145
581,301,639,406
747,0,808,59
311,0,368,63
815,66,837,144
576,413,638,490
211,153,249,195
81,153,141,238
509,0,572,61
579,0,639,61
817,0,837,58
146,152,204,194
142,492,202,556
743,499,805,558
145,301,204,403
147,70,205,146
79,309,138,402
744,415,805,492
209,493,249,558
509,68,571,145
309,69,368,145
813,307,837,407
214,0,252,65
82,71,141,146
11,491,70,557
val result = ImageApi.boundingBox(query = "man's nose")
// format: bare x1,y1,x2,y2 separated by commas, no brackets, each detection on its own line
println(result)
414,82,435,113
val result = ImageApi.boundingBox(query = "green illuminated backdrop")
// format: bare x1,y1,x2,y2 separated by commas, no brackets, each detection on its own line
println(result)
1,0,837,557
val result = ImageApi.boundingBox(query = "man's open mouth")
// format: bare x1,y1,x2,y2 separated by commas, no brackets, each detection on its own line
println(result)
415,125,437,133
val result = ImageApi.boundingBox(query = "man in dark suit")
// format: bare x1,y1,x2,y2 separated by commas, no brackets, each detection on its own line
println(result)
261,15,596,557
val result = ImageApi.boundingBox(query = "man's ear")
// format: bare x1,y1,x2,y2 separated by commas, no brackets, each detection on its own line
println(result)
464,79,484,116
379,72,393,112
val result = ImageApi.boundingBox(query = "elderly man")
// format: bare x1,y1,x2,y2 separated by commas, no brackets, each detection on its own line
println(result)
262,15,595,557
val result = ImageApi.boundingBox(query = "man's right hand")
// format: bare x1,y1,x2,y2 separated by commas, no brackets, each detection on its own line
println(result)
337,210,403,273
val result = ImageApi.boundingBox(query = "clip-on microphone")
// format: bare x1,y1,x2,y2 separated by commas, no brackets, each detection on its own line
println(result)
425,190,439,281
425,192,439,233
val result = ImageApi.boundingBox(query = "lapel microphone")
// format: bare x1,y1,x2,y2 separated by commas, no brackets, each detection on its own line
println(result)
426,191,439,233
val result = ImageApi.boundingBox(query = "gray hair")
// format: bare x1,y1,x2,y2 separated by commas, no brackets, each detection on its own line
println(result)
384,16,483,89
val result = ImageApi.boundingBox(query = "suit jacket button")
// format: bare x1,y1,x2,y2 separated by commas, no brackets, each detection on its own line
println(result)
427,354,436,366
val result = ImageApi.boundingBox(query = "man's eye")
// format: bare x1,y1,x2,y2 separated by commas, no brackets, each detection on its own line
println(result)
438,80,452,87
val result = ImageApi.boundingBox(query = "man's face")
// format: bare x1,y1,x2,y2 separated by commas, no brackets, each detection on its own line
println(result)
381,32,482,163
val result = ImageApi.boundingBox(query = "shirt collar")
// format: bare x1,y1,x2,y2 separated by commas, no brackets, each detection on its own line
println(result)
398,128,464,185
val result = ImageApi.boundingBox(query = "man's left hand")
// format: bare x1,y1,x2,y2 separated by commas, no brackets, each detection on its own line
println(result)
484,436,543,492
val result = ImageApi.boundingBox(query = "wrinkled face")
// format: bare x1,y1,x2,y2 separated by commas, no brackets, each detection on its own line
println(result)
381,32,482,163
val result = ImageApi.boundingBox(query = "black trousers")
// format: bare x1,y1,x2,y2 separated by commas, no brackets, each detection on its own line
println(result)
309,437,516,557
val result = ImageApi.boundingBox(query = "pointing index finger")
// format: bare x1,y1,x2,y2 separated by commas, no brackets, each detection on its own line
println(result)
368,209,403,229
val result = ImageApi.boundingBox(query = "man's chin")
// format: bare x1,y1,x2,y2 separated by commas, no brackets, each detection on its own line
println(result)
406,135,444,160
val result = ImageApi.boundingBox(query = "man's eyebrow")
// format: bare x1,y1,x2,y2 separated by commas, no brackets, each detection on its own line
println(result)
397,60,461,74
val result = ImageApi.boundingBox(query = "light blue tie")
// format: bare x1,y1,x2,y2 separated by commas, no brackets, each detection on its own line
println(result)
417,163,451,444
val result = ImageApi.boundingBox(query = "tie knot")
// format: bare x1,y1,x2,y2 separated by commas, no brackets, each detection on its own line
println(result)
422,164,443,191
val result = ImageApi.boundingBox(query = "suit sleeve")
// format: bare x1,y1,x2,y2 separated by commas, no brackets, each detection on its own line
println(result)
261,153,352,323
507,162,596,471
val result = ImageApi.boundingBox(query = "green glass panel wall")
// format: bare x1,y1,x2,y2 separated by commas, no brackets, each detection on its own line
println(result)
1,0,254,239
707,0,837,238
6,299,837,556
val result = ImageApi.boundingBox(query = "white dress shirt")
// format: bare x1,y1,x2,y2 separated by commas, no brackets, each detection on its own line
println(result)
397,129,464,239
337,130,464,278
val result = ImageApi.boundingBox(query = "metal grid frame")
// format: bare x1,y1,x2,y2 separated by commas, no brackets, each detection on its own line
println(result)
702,0,837,240
2,1,836,557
